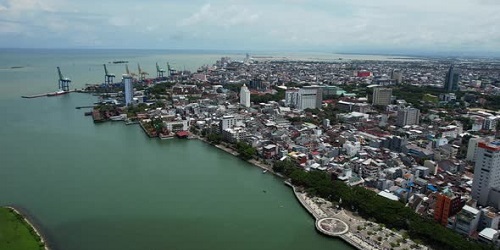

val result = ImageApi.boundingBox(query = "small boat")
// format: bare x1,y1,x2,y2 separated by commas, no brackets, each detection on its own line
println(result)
262,169,268,174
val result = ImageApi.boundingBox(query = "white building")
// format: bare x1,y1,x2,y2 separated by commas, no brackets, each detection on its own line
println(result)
298,86,322,110
222,127,248,143
372,87,392,106
447,205,481,236
396,108,420,127
472,141,500,209
219,115,236,133
123,74,133,106
240,84,250,108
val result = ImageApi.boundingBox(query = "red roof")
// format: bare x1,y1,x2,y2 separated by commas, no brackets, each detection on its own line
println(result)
176,131,189,137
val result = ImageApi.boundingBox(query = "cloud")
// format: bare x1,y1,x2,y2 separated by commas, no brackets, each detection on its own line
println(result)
0,0,498,53
178,3,260,28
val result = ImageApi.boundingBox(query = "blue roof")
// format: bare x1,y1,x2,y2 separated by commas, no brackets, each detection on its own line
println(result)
427,184,438,192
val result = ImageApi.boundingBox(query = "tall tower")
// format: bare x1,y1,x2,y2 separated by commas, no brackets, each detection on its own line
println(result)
240,84,251,108
123,74,133,106
444,65,460,92
472,141,500,209
396,108,420,127
372,87,392,106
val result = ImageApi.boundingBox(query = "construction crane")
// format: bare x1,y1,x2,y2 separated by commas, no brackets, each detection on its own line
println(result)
57,67,71,92
103,64,115,86
156,62,166,78
137,63,148,82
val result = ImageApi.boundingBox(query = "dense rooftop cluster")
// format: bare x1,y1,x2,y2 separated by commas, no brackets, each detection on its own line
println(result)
90,55,500,249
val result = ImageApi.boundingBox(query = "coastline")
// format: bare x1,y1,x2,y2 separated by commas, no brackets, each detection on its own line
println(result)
4,206,50,250
192,135,426,250
192,136,372,250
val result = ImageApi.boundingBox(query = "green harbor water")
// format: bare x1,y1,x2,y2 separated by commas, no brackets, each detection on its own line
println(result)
0,49,353,250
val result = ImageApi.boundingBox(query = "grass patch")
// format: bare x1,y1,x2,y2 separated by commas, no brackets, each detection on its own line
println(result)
0,207,44,250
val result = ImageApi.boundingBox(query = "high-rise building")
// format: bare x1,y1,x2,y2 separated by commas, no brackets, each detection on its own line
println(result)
123,74,133,106
444,65,460,92
298,86,322,110
219,115,236,133
285,88,300,108
396,108,420,127
240,84,250,108
434,189,463,226
391,69,403,84
472,141,500,209
372,87,392,106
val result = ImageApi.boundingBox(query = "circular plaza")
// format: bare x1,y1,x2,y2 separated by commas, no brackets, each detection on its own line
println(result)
316,217,349,236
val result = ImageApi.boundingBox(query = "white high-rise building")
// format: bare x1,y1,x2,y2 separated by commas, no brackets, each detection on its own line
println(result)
472,141,500,209
240,84,250,107
396,108,420,127
298,86,322,110
372,87,392,106
123,74,133,106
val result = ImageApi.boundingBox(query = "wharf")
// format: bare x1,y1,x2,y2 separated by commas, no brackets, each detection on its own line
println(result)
21,90,74,99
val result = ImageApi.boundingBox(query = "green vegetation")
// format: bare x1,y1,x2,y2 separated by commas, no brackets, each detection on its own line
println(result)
206,133,222,144
272,160,490,250
250,87,285,103
235,142,256,160
0,207,44,250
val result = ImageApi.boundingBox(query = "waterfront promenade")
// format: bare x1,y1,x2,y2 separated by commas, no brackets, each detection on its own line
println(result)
190,135,426,250
285,183,427,250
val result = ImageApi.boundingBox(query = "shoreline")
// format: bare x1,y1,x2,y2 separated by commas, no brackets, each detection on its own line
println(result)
5,206,50,250
192,136,371,250
192,135,426,250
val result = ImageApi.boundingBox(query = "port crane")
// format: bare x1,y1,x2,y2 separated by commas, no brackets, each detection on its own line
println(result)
125,64,137,78
103,64,115,86
167,63,177,76
156,62,166,78
57,67,71,91
137,63,148,82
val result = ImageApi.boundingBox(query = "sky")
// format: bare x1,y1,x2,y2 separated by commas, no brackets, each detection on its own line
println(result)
0,0,499,55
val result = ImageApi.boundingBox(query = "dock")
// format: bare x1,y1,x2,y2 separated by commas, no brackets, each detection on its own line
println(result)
21,93,50,99
21,90,74,99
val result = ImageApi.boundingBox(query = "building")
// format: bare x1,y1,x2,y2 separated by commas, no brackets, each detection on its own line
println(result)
472,141,500,210
285,88,300,108
444,65,460,92
391,69,403,84
447,205,481,236
297,86,322,110
123,74,133,106
219,115,237,133
240,84,250,107
479,207,500,231
372,87,392,106
396,108,420,127
434,189,463,226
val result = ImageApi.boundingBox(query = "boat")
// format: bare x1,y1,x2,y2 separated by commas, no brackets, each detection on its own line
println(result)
262,169,268,174
47,90,68,97
112,60,128,64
